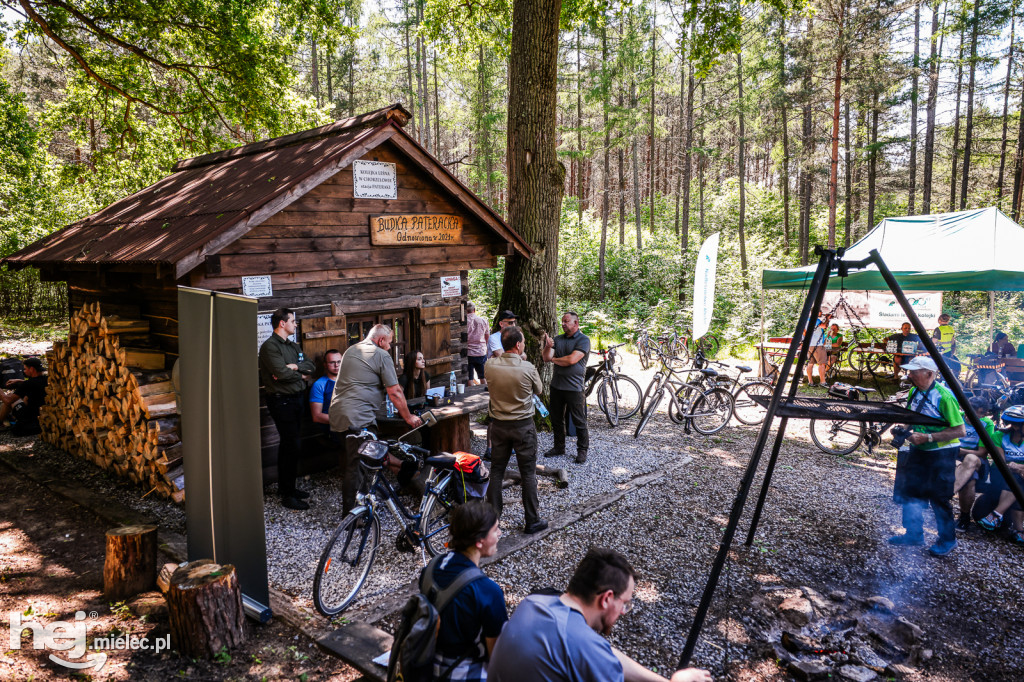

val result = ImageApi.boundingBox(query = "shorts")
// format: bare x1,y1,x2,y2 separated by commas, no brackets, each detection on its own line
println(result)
808,347,827,365
468,355,487,381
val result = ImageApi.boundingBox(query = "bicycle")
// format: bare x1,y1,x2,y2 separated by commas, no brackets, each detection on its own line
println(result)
312,413,473,616
695,352,774,426
634,351,734,438
808,383,910,455
583,343,643,426
682,328,721,359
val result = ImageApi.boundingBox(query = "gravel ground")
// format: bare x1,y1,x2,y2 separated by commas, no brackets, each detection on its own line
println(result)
4,349,1023,680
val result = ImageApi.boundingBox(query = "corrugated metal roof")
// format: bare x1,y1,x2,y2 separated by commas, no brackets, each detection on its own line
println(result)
4,126,377,268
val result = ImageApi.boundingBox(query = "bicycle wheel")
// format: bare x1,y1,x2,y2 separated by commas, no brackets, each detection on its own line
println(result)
696,335,720,358
689,387,734,435
634,390,663,438
420,474,455,557
667,385,691,424
612,375,643,419
640,375,661,413
598,377,619,427
638,341,652,370
313,509,380,616
733,381,772,425
809,418,865,455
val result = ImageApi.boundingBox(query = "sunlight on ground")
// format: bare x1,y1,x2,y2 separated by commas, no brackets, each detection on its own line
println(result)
633,582,661,604
714,617,751,645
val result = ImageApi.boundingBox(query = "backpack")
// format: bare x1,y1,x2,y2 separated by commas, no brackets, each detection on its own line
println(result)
387,553,485,682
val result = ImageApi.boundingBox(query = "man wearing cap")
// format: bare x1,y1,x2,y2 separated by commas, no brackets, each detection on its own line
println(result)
542,311,591,463
489,311,520,359
0,357,47,437
889,356,966,556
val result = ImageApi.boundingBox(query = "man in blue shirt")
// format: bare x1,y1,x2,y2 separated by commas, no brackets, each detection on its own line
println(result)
309,349,342,433
488,547,711,682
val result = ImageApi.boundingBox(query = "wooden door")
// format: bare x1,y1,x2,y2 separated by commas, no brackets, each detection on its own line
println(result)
420,305,457,377
301,314,347,378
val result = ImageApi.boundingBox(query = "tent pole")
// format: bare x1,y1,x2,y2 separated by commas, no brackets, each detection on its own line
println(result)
868,250,1024,517
760,288,765,346
989,291,995,348
678,246,838,668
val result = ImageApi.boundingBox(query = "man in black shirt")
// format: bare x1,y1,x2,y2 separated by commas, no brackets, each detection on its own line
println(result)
542,312,591,463
1,357,48,437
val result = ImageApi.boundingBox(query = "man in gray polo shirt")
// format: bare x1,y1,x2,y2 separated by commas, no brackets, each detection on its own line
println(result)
542,311,591,463
330,324,422,514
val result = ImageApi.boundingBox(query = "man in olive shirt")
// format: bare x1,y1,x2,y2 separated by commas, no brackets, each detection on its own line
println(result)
331,324,422,514
542,311,591,463
259,308,316,510
485,326,547,534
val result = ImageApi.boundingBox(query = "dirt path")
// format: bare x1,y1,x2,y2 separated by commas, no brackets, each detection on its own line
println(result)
0,463,364,681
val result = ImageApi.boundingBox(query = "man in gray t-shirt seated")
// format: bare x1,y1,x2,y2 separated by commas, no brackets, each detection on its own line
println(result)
488,547,712,682
542,311,591,463
330,324,422,514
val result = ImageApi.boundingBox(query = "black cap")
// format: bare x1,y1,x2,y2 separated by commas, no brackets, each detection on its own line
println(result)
498,310,517,321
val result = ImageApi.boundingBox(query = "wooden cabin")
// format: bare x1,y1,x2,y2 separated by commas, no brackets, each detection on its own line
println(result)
3,104,531,499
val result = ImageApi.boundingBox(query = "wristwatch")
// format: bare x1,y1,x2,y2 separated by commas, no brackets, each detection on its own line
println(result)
927,433,934,443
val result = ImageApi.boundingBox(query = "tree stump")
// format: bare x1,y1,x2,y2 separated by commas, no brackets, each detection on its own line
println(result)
103,525,157,600
166,560,246,659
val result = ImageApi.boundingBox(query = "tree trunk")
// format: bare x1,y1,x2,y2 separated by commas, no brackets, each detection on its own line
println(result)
433,50,440,157
844,71,851,247
311,40,320,107
949,24,965,212
601,26,610,300
649,3,657,233
166,560,246,660
618,21,626,248
868,90,879,229
799,17,813,266
960,0,982,210
778,17,792,251
631,78,642,250
922,0,943,213
698,82,706,238
103,525,157,601
404,1,415,138
502,0,564,366
827,31,843,248
578,27,584,224
909,1,921,214
737,51,749,288
1014,68,1024,221
997,6,1017,206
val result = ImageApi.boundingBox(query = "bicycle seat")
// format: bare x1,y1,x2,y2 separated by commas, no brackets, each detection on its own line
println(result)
699,368,718,377
425,452,459,469
736,365,752,373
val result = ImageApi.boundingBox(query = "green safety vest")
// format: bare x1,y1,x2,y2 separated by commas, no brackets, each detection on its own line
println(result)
935,324,955,353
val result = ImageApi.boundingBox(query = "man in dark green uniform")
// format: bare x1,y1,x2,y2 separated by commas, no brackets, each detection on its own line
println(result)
259,308,315,510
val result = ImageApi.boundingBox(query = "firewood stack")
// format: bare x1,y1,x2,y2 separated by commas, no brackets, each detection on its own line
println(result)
39,302,185,502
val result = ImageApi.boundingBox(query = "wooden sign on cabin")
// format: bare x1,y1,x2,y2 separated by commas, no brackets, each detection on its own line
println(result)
370,214,464,246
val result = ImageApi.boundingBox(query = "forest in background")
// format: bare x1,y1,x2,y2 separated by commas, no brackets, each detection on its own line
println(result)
2,0,1024,355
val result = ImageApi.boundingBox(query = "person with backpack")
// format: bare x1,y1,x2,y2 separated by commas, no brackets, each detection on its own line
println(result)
388,500,507,682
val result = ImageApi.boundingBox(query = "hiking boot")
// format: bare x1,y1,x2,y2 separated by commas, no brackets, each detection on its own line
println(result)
281,496,310,511
523,520,549,535
1010,530,1024,545
543,448,565,458
955,517,974,533
928,539,958,557
575,449,588,464
979,512,1004,531
292,488,311,499
888,533,924,546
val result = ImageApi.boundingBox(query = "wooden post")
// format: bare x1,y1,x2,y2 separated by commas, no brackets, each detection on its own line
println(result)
103,525,157,600
166,560,246,659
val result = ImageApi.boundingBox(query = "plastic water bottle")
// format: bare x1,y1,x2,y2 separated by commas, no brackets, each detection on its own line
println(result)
533,395,550,418
385,397,395,418
449,371,457,396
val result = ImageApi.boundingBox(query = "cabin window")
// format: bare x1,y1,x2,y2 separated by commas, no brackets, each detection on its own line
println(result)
346,310,411,367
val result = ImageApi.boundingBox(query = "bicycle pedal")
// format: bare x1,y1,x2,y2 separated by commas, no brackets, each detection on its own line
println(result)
395,532,416,553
